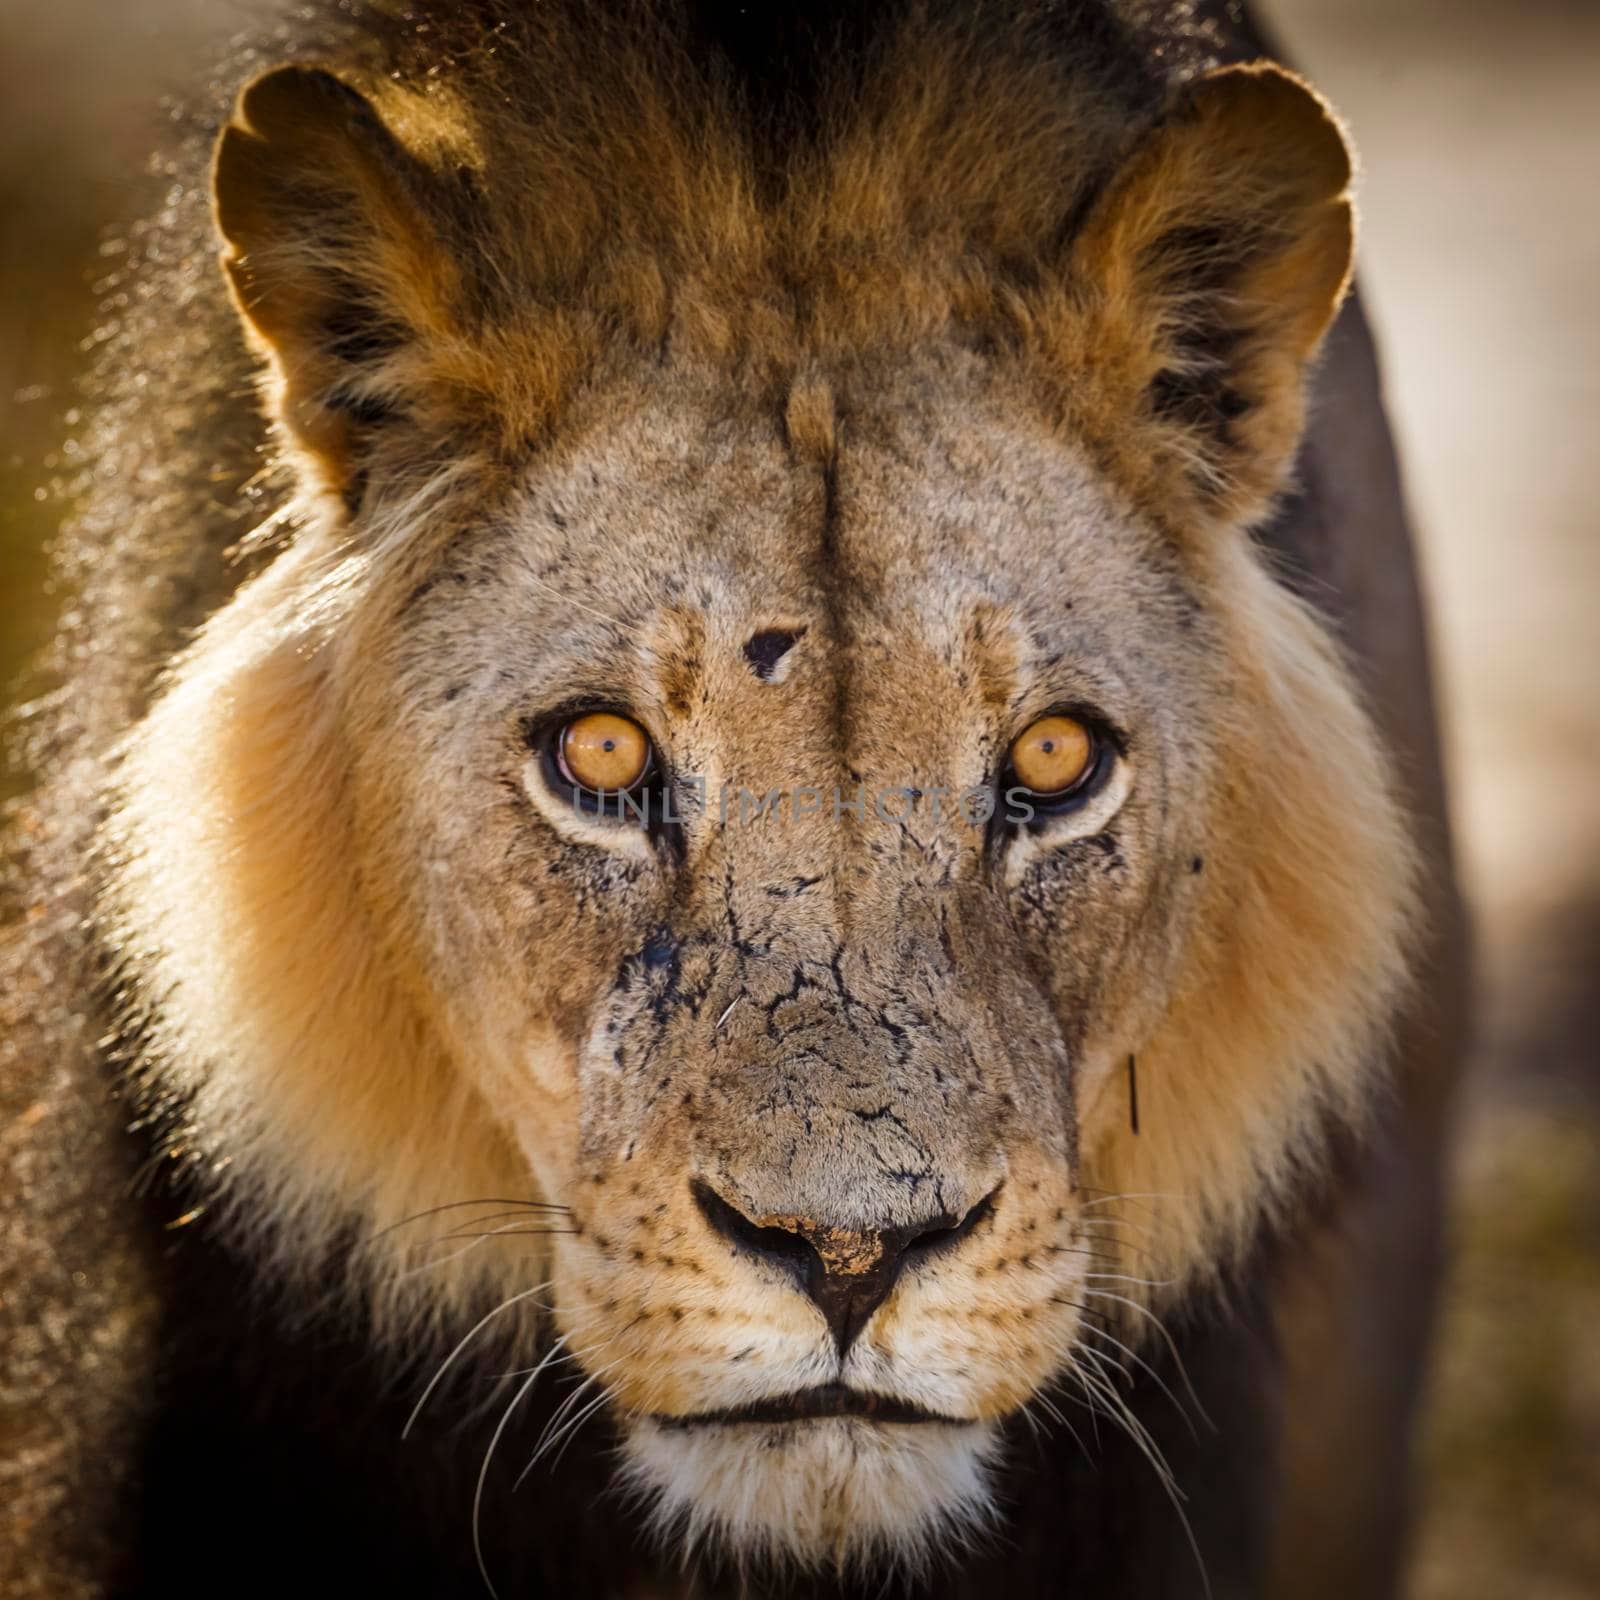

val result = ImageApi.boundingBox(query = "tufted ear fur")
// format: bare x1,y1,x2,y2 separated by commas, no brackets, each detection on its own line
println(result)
1048,61,1355,532
213,66,466,502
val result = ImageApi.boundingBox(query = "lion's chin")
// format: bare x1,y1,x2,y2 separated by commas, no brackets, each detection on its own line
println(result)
618,1415,1002,1572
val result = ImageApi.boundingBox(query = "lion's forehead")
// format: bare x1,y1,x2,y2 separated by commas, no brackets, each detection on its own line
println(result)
416,363,1190,743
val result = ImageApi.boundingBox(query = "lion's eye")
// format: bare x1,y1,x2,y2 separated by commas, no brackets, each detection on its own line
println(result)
1007,714,1098,799
557,712,653,792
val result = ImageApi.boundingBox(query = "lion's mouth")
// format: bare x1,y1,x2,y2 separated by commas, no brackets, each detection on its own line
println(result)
655,1383,964,1428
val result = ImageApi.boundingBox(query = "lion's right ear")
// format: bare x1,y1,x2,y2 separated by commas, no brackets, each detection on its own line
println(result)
213,66,462,500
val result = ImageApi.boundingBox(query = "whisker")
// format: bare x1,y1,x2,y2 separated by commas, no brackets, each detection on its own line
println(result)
369,1197,570,1244
1071,1351,1212,1600
472,1361,549,1600
402,1283,549,1439
1077,1216,1156,1241
546,1384,617,1471
1084,1270,1177,1291
1023,1390,1093,1466
1060,1302,1201,1440
395,1224,569,1282
431,1226,580,1245
1052,1252,1133,1277
487,1343,585,1383
523,1376,600,1482
1074,1221,1168,1268
1081,1288,1213,1430
1050,1368,1105,1449
1077,1189,1181,1211
432,1207,577,1232
525,1352,627,1474
1073,1355,1178,1499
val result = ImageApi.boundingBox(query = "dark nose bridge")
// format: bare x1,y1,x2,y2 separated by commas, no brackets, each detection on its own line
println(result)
674,855,1015,1352
692,1180,997,1356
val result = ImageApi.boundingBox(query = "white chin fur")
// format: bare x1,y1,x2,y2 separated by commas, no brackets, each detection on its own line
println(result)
619,1416,1002,1574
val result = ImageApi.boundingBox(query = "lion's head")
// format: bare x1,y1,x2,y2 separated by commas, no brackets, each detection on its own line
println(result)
105,14,1415,1572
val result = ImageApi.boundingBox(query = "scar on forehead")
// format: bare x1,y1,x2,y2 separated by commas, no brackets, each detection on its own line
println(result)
744,628,806,682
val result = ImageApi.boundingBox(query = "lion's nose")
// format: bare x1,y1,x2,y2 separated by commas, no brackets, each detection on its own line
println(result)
690,1179,998,1357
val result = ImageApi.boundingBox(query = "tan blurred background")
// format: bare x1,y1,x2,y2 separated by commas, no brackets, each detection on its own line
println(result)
2,1,1597,1595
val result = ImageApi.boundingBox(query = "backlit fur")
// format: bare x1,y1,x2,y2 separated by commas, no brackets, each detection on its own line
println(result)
97,2,1415,1573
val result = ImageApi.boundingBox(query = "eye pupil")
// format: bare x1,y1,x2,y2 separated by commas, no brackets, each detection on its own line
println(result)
1008,714,1098,800
557,712,653,794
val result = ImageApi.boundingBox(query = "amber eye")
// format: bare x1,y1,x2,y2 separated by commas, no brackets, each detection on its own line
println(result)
1008,714,1097,798
557,712,653,792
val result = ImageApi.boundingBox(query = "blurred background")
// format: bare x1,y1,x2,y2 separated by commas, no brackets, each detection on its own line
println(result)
1,1,1596,1594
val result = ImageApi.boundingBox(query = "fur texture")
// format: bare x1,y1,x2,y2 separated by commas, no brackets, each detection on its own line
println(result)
4,2,1434,1590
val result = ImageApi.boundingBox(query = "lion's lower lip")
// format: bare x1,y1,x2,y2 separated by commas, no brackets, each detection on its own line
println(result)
654,1383,964,1427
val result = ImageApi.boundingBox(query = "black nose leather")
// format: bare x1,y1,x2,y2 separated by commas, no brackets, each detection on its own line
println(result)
692,1180,997,1356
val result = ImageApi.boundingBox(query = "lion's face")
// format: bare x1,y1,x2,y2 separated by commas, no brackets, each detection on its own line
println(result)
331,349,1226,1556
108,40,1417,1573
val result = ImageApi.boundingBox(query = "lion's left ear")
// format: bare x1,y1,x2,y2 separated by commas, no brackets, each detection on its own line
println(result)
213,66,467,503
1051,62,1354,531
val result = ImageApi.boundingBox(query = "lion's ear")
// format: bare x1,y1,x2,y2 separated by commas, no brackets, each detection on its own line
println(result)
213,66,462,501
1056,61,1354,531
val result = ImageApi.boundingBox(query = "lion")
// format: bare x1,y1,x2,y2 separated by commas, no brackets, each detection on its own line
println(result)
0,2,1465,1597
